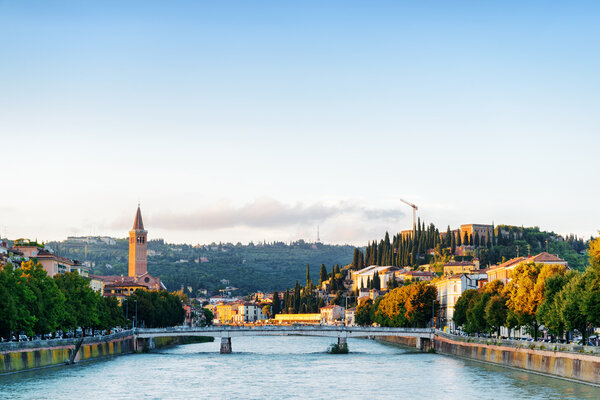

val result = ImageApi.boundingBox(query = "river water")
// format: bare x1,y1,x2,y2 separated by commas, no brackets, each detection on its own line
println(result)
1,336,599,399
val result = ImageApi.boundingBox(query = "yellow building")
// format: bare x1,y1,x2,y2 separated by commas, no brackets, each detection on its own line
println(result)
442,261,479,276
274,313,321,324
216,302,237,324
103,282,149,303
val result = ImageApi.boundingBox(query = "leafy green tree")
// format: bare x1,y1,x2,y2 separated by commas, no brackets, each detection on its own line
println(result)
536,273,574,338
22,261,66,336
557,274,588,343
54,271,100,335
453,289,478,328
0,263,35,339
355,299,373,326
485,295,507,337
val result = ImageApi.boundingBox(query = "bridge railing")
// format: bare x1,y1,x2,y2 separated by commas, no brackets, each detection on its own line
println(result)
134,325,434,334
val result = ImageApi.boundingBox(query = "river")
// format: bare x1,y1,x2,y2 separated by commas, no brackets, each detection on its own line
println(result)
1,336,599,399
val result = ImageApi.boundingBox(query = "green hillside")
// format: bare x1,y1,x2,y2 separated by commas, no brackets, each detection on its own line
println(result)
47,239,354,296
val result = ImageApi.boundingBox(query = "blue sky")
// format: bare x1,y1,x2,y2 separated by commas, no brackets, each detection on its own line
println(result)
1,1,599,245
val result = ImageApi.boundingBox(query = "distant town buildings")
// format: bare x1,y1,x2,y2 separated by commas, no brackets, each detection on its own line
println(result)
434,252,568,330
12,239,90,278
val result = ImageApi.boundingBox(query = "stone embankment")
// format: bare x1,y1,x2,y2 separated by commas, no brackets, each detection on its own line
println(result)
380,331,600,385
0,331,197,374
434,331,600,385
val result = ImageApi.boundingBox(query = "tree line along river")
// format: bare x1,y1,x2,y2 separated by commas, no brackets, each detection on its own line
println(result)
1,336,599,399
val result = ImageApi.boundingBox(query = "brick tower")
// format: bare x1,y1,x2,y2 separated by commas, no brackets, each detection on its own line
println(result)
128,205,148,277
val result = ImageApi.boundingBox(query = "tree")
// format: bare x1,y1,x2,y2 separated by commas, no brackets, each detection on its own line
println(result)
372,272,381,291
0,263,35,339
590,236,600,268
54,271,99,335
485,295,507,337
271,291,281,316
21,261,66,336
319,264,328,285
504,262,566,340
453,289,478,328
536,272,574,338
557,274,588,343
355,299,373,326
377,287,409,327
202,308,214,326
305,264,312,287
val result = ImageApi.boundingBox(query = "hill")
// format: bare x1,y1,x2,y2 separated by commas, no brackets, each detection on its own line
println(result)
47,239,354,296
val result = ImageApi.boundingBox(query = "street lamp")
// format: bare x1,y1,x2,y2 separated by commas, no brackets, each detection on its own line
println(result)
432,300,435,329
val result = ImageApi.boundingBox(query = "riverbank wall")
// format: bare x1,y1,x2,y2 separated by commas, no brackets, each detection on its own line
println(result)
0,331,135,374
434,332,600,385
0,332,212,374
377,332,600,385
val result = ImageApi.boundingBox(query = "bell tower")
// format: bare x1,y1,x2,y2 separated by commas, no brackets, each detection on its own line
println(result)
128,205,148,277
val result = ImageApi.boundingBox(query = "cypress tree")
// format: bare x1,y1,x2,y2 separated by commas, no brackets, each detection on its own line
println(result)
271,291,281,316
456,230,462,246
446,226,452,247
306,264,311,287
373,272,381,290
319,264,328,285
451,234,456,254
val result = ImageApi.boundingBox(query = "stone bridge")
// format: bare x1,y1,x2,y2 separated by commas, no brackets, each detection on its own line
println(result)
134,326,435,353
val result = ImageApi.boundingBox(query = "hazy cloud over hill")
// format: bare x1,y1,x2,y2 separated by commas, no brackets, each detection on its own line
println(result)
134,198,401,231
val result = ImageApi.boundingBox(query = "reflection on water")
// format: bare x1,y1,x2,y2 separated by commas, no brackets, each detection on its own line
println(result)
1,336,599,399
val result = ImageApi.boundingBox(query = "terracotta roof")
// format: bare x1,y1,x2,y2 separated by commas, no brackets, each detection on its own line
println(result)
527,252,566,263
400,271,434,276
443,261,476,267
104,282,147,289
133,206,144,230
489,257,525,270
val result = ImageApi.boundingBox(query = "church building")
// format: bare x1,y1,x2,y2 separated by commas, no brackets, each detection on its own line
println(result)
91,205,164,301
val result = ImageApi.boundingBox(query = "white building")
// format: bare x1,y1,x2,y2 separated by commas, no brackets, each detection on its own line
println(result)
435,273,487,330
345,308,356,326
351,265,399,291
320,305,345,325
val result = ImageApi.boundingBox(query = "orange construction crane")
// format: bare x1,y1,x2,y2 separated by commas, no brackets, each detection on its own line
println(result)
400,198,418,232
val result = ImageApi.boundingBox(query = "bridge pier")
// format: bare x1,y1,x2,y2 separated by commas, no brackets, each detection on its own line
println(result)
416,337,433,352
338,337,347,347
220,337,232,354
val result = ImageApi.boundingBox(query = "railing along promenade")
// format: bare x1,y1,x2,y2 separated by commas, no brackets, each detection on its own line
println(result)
436,330,600,356
0,329,134,353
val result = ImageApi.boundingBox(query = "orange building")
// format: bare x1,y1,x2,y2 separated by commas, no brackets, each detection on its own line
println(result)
486,252,568,284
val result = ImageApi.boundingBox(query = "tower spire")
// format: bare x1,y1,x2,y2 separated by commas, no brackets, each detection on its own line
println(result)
133,205,145,230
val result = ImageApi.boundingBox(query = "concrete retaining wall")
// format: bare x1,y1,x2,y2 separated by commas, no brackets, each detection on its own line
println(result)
0,333,214,374
0,332,135,374
435,333,600,385
376,336,417,348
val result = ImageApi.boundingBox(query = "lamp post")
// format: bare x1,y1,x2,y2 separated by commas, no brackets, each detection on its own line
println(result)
432,299,435,329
